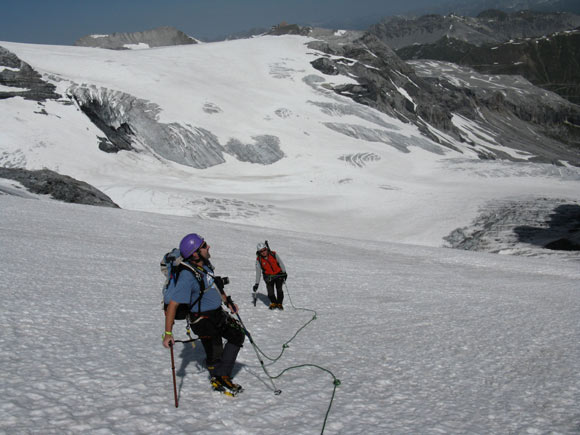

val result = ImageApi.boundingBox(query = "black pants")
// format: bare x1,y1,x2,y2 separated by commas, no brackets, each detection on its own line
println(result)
266,276,285,304
190,308,245,377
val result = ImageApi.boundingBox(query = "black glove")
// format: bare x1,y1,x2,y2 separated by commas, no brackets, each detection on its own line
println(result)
280,272,288,282
253,283,259,292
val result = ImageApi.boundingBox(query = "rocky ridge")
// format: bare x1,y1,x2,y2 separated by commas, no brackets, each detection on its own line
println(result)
369,9,580,49
409,0,580,18
444,197,580,257
370,10,580,105
74,26,197,50
305,26,580,165
0,168,119,208
0,47,61,101
399,28,580,105
67,84,284,168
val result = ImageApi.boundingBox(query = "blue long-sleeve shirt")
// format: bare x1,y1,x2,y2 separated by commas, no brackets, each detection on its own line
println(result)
164,264,222,313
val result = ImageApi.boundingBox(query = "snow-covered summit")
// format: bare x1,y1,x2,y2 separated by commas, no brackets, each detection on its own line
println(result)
74,26,197,50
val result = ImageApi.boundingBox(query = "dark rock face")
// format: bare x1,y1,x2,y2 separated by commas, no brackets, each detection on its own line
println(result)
372,10,580,105
307,29,580,165
75,94,136,153
68,85,225,166
308,33,472,150
310,58,339,75
309,34,435,110
68,85,284,168
0,46,61,101
398,29,580,105
397,36,478,64
74,26,197,50
267,23,312,36
410,60,580,161
0,168,119,208
517,203,580,251
444,197,580,258
224,136,285,164
369,10,580,49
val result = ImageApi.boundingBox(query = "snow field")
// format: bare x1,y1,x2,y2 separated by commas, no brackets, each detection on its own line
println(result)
3,37,579,250
1,195,578,434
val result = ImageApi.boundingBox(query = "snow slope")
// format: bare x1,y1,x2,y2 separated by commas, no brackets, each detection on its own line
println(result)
1,195,579,434
1,37,579,249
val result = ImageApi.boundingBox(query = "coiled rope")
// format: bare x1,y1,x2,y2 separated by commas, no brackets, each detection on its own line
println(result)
173,280,341,434
244,281,341,435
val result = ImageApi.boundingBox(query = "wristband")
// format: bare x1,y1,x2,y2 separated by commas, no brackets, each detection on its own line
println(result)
162,331,173,338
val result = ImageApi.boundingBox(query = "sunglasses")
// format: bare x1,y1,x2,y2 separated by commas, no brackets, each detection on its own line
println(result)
199,242,208,250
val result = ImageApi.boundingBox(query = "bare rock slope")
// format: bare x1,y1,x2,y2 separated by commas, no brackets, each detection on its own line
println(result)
75,26,197,50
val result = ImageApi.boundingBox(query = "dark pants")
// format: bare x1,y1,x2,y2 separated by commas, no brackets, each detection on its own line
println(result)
190,308,245,377
266,276,285,304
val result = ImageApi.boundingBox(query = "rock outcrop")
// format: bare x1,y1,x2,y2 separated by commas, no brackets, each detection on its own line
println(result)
68,85,284,168
74,26,197,50
369,10,580,49
444,198,580,258
0,47,61,101
306,23,580,165
308,32,463,146
267,23,312,36
0,168,119,208
370,10,580,105
69,85,226,167
399,29,580,105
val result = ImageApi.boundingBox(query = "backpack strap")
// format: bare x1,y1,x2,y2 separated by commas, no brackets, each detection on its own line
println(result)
168,257,216,318
182,260,216,313
179,262,206,315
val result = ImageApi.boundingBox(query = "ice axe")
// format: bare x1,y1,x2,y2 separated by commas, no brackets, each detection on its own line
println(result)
169,342,179,407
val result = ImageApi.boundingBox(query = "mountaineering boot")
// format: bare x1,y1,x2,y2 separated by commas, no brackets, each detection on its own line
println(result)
219,375,243,394
210,376,241,397
269,302,277,310
277,303,284,310
210,376,226,392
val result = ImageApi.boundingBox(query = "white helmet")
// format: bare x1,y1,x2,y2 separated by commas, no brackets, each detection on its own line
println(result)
256,242,267,251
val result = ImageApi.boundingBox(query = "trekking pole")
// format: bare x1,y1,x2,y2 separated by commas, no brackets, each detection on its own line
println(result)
169,342,179,408
234,312,282,395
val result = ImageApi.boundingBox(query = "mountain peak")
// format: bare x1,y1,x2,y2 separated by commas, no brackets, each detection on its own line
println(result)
74,26,197,50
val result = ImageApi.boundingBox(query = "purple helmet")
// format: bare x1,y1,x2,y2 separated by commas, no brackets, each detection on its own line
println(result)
179,233,204,258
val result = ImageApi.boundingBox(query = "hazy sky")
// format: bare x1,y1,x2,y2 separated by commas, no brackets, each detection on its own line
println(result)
0,0,440,45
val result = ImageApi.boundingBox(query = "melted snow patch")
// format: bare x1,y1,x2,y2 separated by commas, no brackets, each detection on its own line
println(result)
452,114,535,160
0,84,29,92
123,43,150,50
391,79,417,111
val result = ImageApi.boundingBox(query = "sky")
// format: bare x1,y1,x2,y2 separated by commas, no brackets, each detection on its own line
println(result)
0,0,439,45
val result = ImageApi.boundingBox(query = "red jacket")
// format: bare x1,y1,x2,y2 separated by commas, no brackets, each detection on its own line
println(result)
257,251,282,276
